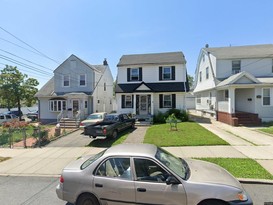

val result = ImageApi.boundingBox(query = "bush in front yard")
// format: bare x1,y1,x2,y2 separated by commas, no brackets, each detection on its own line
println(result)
153,109,189,124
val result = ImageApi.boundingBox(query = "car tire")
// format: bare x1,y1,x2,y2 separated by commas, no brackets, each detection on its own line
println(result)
112,130,118,139
77,193,99,205
131,123,135,129
199,200,226,205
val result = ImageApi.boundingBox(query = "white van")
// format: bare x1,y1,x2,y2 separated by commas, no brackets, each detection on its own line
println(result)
0,114,18,125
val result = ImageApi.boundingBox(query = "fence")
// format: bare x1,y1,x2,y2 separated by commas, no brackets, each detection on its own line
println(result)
0,127,49,148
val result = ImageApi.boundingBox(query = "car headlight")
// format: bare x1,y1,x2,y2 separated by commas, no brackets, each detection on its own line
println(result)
237,192,248,201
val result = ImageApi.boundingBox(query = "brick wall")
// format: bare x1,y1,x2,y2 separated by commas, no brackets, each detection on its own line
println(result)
217,111,238,126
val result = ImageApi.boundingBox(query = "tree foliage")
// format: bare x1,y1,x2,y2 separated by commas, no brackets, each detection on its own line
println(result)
187,74,194,89
0,65,39,117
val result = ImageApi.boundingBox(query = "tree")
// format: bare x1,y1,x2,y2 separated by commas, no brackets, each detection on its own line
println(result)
187,74,194,89
0,65,39,120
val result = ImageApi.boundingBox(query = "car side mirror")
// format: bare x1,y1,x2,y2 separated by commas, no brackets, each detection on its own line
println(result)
166,176,180,185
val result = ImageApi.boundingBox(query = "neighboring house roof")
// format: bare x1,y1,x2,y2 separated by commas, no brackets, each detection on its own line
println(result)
257,77,273,84
117,52,186,66
204,44,273,59
115,82,189,93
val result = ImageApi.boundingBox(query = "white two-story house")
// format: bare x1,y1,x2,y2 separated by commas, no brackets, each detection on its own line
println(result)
193,44,273,126
35,54,113,124
115,52,189,122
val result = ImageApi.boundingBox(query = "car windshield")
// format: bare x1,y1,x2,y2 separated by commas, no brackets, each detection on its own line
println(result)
104,115,119,122
155,147,189,180
87,114,103,120
81,149,106,170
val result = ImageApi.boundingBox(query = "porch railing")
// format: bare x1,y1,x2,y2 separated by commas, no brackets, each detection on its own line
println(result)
57,110,68,122
218,101,229,112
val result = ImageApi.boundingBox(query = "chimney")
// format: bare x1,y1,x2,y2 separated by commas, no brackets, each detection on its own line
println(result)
103,58,108,66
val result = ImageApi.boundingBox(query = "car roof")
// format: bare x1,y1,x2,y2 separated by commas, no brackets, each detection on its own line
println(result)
90,112,106,115
103,144,157,158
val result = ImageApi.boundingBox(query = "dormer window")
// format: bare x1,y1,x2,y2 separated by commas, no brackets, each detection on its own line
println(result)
63,75,70,87
131,68,139,81
232,60,241,74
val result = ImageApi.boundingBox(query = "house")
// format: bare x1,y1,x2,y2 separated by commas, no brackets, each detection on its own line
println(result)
193,44,273,126
35,54,113,124
115,52,189,123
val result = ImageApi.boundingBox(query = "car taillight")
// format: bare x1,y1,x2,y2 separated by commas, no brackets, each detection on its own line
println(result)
103,128,107,135
60,175,64,183
80,122,83,126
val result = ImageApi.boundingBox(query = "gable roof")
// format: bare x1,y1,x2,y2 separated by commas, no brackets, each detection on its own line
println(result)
115,82,189,93
204,44,273,59
117,52,186,66
35,77,55,97
217,71,260,87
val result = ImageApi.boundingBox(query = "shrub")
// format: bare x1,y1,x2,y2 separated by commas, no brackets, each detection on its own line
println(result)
0,130,11,145
167,109,189,122
3,120,28,128
153,111,167,124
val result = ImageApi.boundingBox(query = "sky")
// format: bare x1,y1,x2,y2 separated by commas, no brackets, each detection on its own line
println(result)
1,0,273,89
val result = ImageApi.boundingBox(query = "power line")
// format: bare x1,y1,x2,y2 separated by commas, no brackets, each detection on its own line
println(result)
0,26,60,64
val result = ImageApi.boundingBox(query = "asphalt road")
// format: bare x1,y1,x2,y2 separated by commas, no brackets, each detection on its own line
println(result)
46,130,92,147
0,176,272,205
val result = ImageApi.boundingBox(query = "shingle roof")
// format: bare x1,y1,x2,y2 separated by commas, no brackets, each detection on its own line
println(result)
115,82,189,93
117,52,186,66
204,44,273,59
34,77,55,97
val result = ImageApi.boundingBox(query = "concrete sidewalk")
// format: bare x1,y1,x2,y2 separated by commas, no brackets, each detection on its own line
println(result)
1,116,273,179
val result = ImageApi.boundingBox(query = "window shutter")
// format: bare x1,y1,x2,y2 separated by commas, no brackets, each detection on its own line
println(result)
171,66,175,80
132,95,134,108
159,94,163,108
139,67,142,81
172,94,176,108
159,67,162,81
121,95,125,108
127,68,131,82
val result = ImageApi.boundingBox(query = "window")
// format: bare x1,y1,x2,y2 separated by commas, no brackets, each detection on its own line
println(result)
224,90,229,101
125,95,132,108
263,88,271,106
131,68,139,81
199,71,202,82
134,158,168,183
79,74,86,86
202,54,205,62
163,95,172,108
85,101,88,108
49,100,66,112
104,83,106,91
232,60,241,74
95,158,131,180
196,94,201,104
63,75,70,87
206,67,209,79
163,67,171,80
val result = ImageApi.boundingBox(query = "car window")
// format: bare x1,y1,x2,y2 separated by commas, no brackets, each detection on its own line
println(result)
96,157,132,180
81,150,106,170
123,115,128,120
134,158,169,183
6,115,11,119
0,115,4,120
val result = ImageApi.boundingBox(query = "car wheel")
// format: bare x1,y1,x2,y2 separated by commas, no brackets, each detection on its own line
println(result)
112,130,118,139
199,200,226,205
77,193,99,205
131,123,135,129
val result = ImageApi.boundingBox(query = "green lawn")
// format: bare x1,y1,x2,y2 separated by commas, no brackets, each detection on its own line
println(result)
144,122,229,146
198,158,273,180
258,121,273,135
87,128,133,148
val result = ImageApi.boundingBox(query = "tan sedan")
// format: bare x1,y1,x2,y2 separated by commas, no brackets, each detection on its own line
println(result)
56,144,252,205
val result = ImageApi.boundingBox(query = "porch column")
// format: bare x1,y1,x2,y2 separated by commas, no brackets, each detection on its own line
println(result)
228,88,235,114
133,94,136,115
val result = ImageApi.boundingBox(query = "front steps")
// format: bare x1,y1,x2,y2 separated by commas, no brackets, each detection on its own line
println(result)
234,112,261,126
134,115,153,126
59,118,79,129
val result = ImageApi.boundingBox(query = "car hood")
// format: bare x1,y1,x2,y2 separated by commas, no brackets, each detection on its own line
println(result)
185,159,242,189
64,155,93,170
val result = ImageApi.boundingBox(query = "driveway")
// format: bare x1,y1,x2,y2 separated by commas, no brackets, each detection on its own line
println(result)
46,130,92,147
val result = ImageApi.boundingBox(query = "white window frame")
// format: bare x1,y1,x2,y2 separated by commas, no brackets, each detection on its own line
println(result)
125,95,132,108
63,75,70,87
49,100,67,112
163,94,172,108
232,60,241,74
196,94,201,104
262,88,271,106
130,68,139,81
206,67,209,79
162,67,171,80
79,74,86,87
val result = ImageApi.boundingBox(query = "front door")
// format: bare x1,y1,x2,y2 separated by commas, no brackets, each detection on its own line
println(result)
72,100,79,111
139,95,148,115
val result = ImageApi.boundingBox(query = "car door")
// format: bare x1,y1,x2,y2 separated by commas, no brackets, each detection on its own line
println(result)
93,157,136,205
133,158,187,205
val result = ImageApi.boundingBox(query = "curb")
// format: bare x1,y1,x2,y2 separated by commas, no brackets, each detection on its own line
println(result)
238,178,273,185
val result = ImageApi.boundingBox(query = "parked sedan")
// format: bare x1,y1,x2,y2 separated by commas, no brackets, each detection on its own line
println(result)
0,113,18,125
56,144,252,205
79,112,107,129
